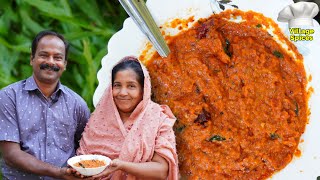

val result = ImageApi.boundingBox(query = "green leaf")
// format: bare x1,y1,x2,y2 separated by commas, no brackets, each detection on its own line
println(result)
19,64,33,79
24,0,115,36
82,39,96,107
14,34,30,45
219,4,225,10
294,100,299,116
273,50,283,58
64,31,103,41
68,47,87,64
0,6,19,35
219,0,232,4
231,4,238,8
59,0,72,17
0,0,10,10
73,0,105,27
223,39,231,57
82,39,93,65
45,15,114,37
72,66,84,87
60,23,82,37
270,133,280,140
176,125,186,133
0,37,30,53
208,135,226,141
19,8,44,34
93,48,107,71
0,46,20,77
24,0,71,18
0,17,8,35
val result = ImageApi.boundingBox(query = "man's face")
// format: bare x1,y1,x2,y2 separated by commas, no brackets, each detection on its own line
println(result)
30,35,67,85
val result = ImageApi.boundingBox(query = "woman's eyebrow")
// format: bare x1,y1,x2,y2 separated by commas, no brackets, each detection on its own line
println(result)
38,51,48,54
127,81,139,84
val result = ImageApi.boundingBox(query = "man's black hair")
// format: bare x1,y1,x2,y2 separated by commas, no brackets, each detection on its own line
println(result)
31,30,70,60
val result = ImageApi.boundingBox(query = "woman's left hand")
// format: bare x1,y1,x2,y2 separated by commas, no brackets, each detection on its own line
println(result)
91,159,123,179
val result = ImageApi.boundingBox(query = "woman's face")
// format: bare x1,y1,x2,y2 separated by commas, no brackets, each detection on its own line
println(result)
112,69,143,115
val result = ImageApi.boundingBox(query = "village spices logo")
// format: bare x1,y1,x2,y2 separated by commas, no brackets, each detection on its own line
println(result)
290,28,315,42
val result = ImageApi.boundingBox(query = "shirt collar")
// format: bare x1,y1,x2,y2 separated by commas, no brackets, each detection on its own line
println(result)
24,76,67,94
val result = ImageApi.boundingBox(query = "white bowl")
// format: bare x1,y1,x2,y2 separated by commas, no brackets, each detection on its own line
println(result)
67,154,111,176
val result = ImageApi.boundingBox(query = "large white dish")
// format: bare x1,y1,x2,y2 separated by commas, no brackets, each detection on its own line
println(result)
94,0,320,179
67,154,111,176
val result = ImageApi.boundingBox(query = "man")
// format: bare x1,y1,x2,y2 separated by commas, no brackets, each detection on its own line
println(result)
0,30,90,179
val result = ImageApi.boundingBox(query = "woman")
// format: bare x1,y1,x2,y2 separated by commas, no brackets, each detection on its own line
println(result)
77,56,178,179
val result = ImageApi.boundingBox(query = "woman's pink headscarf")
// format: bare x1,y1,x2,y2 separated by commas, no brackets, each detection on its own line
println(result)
77,57,178,179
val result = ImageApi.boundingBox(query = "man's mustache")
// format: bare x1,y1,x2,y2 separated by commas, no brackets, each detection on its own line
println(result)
40,64,60,72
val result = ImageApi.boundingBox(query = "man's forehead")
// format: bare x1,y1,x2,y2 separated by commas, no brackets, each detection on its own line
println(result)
37,50,64,55
36,36,65,52
38,35,65,47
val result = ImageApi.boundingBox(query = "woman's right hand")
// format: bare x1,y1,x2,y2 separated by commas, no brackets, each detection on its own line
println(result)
91,159,124,179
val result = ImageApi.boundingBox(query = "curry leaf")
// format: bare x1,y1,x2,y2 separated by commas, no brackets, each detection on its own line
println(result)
219,0,232,4
224,39,232,57
270,133,280,140
219,4,225,10
176,125,186,133
231,5,238,8
209,135,226,141
294,100,299,116
273,51,283,58
78,162,86,168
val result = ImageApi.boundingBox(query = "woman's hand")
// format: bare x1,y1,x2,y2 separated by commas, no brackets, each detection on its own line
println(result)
91,159,124,179
90,153,169,179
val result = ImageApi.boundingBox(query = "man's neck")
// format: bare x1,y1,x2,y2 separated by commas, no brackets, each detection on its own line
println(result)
33,77,59,98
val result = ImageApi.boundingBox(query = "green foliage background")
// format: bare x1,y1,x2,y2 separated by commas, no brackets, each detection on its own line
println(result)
0,0,127,111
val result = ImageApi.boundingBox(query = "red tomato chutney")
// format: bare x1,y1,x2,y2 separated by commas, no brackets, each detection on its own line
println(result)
144,10,308,179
